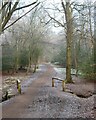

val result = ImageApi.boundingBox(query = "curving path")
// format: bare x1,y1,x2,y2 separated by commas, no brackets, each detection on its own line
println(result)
2,64,95,119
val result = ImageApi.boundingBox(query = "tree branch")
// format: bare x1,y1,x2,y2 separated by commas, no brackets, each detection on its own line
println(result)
14,0,38,11
1,2,8,10
61,0,66,13
44,9,65,28
2,2,19,31
3,3,40,31
40,18,52,25
51,3,64,13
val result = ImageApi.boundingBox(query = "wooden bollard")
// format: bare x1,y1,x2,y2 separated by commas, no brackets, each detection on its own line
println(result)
52,78,54,87
62,80,65,91
5,91,8,100
16,79,21,94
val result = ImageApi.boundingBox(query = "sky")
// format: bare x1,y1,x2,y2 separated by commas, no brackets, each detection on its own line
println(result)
20,0,96,4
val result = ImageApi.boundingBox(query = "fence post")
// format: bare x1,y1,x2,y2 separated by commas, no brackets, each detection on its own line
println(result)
52,78,54,87
16,79,21,94
5,91,8,100
62,80,65,91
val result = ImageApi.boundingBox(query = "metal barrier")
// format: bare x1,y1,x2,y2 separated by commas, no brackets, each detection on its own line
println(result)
52,77,65,91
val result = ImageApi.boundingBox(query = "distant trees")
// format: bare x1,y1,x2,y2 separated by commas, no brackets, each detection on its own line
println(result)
19,49,29,69
2,41,15,72
43,0,74,83
1,0,96,80
52,43,66,67
1,7,47,74
72,0,95,80
46,0,95,80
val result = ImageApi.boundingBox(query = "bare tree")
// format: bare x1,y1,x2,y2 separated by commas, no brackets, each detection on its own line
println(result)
43,0,73,83
61,0,73,83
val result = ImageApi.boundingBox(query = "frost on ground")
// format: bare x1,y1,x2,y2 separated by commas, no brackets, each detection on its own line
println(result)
2,64,95,119
22,84,95,118
1,64,46,102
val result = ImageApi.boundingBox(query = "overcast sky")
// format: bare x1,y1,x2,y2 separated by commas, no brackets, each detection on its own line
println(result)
20,0,96,4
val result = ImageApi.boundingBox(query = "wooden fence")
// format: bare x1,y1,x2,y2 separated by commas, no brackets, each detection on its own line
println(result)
52,77,65,91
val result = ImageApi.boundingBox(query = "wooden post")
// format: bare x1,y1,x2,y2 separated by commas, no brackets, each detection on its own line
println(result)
16,79,21,94
18,83,21,94
5,91,8,100
62,80,65,91
52,78,54,87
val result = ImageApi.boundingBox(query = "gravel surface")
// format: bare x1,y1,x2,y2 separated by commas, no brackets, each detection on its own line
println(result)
22,84,95,118
2,63,95,119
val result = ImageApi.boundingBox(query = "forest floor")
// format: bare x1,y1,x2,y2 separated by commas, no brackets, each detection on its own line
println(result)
2,63,96,119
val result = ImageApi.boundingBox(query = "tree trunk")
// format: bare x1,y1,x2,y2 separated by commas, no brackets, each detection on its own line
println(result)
33,64,37,73
74,43,78,77
94,3,96,74
27,45,31,73
65,2,73,83
15,40,19,73
88,4,94,45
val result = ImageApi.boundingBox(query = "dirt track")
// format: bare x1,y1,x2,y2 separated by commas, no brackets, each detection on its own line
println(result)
2,64,95,118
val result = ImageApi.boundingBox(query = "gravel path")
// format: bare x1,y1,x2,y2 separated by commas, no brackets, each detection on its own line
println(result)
2,64,95,119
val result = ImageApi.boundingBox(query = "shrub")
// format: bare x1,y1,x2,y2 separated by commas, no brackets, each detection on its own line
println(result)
19,49,29,68
2,42,15,71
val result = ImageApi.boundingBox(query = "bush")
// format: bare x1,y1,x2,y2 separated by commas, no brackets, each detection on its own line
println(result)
2,42,15,71
78,55,95,80
51,46,66,67
19,49,29,68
